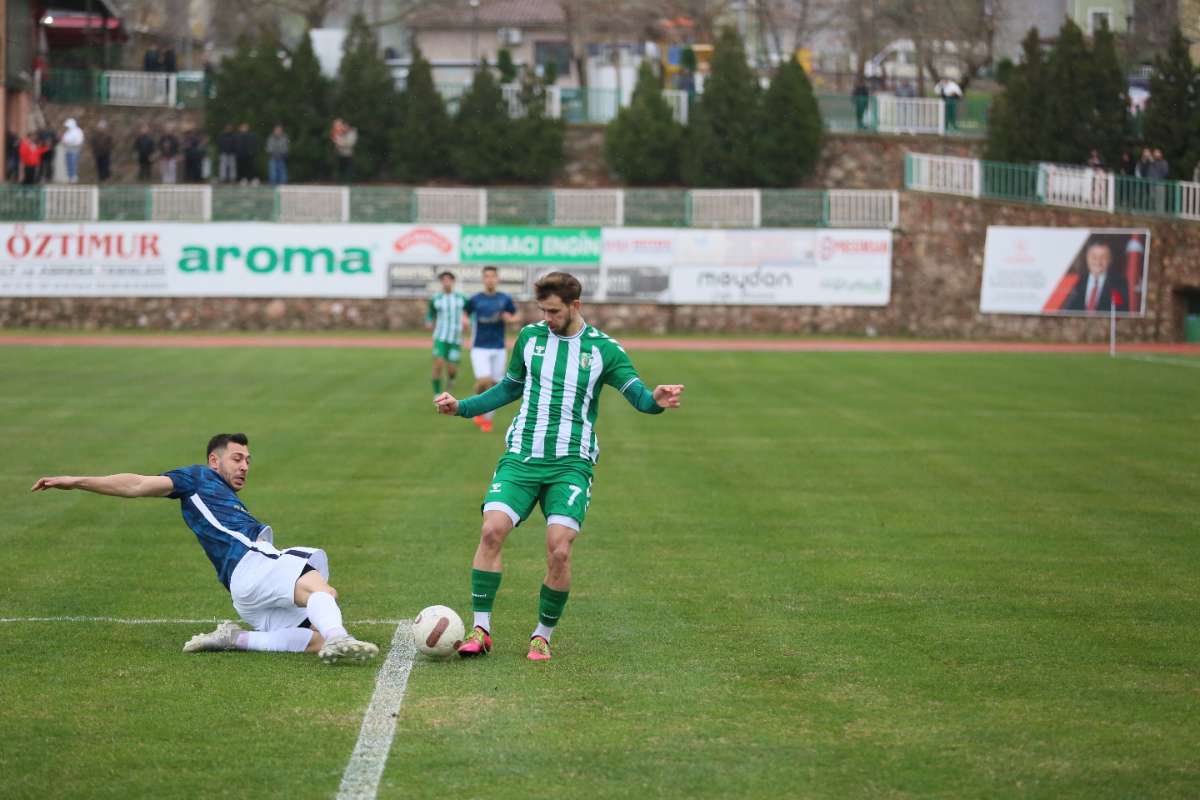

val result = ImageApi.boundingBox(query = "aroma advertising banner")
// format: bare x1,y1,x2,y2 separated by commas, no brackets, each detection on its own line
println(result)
980,227,1150,316
0,223,464,298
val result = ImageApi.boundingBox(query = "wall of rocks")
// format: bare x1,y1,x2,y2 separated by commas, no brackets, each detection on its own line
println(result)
3,191,1198,342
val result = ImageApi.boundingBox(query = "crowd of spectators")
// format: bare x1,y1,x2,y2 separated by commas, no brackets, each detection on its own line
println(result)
3,117,357,186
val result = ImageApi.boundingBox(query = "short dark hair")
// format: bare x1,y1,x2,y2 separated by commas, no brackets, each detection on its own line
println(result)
481,265,498,275
438,271,455,281
535,271,582,304
207,433,249,458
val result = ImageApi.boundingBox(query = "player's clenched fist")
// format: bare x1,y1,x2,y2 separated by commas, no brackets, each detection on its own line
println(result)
433,392,459,415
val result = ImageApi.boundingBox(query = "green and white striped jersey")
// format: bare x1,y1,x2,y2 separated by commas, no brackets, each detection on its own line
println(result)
502,321,643,465
427,291,468,344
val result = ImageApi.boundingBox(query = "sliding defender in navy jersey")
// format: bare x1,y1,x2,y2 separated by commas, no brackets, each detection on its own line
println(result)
465,265,518,433
31,433,378,664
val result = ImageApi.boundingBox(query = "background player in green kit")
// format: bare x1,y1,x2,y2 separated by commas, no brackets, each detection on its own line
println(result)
426,271,469,398
434,272,684,661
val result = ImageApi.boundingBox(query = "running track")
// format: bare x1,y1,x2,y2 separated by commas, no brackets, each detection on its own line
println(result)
1,334,1199,354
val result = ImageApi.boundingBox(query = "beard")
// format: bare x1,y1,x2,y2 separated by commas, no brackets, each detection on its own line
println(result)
549,310,575,335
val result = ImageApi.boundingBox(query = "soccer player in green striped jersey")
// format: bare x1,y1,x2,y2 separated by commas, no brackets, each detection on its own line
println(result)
434,272,684,661
425,271,469,398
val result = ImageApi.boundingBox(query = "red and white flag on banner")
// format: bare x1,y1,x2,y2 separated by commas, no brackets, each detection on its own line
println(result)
1125,234,1145,312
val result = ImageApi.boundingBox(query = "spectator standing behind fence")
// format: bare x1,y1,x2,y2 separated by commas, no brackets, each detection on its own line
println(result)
217,124,237,182
37,128,57,183
1149,149,1169,180
935,77,963,130
144,45,161,72
1135,147,1153,177
159,124,180,184
91,120,113,182
331,118,357,182
61,118,84,184
6,130,19,182
19,132,49,185
134,124,155,181
235,122,258,184
163,47,177,73
266,125,289,186
183,127,205,182
852,81,870,129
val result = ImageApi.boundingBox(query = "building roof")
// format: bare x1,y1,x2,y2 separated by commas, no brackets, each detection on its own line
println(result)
408,0,566,29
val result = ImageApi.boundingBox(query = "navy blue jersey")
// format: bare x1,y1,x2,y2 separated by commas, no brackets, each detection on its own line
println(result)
466,291,516,349
161,465,274,589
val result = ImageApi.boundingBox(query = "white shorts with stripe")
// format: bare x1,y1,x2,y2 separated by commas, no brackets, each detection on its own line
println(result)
470,347,507,383
229,546,329,632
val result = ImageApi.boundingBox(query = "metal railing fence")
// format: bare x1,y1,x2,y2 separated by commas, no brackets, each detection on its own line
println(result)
905,151,1200,224
0,185,899,228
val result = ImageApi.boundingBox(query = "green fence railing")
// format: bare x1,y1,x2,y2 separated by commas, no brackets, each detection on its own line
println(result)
906,151,1200,223
0,185,901,228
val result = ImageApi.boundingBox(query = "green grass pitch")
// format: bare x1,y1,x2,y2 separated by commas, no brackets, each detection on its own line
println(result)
1,344,1198,798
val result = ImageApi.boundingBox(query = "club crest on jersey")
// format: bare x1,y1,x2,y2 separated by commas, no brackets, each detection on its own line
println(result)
579,353,593,369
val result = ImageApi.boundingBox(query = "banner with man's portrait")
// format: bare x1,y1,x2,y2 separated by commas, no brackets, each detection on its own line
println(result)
980,227,1150,317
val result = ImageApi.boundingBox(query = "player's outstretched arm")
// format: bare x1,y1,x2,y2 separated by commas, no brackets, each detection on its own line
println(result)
31,473,174,498
618,379,684,414
452,378,524,419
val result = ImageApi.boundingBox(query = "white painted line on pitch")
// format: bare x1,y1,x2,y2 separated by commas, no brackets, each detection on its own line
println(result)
0,616,405,625
336,621,417,800
1118,354,1200,369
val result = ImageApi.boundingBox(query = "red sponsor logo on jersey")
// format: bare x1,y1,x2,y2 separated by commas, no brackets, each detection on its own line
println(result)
394,228,453,254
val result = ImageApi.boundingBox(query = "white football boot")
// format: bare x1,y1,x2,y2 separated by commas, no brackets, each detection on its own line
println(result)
318,634,379,664
182,620,244,652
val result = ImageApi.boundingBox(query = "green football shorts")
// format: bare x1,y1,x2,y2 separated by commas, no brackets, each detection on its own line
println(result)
481,454,594,531
432,340,462,364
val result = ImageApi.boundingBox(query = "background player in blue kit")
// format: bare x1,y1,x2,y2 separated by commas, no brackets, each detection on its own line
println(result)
465,265,518,432
31,433,378,664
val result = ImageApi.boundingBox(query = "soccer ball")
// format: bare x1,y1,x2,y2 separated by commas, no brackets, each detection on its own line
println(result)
413,605,465,658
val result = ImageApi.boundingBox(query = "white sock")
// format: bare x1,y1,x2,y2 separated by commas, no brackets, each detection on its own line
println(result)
237,628,314,652
473,611,491,632
532,622,554,642
306,591,348,640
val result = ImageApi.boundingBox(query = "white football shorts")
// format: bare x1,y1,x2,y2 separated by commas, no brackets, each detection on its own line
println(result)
470,347,507,383
229,546,329,632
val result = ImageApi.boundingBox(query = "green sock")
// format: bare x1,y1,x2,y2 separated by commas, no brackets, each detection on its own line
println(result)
471,569,502,612
538,584,570,628
432,378,441,394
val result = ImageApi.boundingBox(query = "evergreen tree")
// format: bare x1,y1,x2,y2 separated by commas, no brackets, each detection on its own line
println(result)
1144,28,1199,179
393,45,452,182
281,31,332,182
755,56,822,187
1042,19,1095,163
682,27,761,186
509,66,565,183
604,61,684,184
334,14,401,180
497,49,518,84
452,61,512,183
985,28,1049,163
1088,19,1130,167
